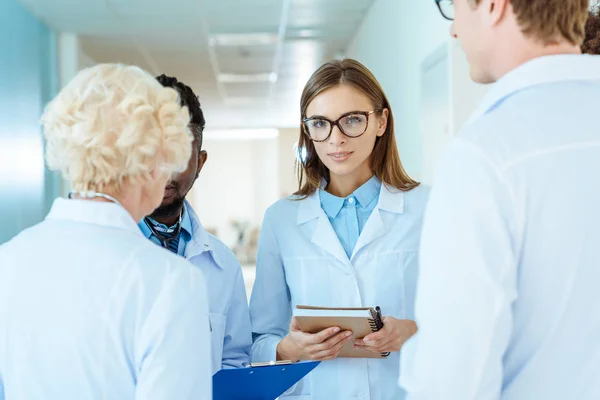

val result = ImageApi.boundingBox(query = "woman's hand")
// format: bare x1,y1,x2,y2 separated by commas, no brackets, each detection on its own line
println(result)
277,317,353,361
354,317,417,354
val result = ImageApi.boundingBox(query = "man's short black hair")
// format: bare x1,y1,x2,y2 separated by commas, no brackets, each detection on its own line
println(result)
582,8,600,55
156,74,205,149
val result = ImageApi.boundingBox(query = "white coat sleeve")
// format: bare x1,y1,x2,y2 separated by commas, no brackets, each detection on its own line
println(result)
135,260,212,400
221,264,252,369
400,139,519,400
249,212,292,362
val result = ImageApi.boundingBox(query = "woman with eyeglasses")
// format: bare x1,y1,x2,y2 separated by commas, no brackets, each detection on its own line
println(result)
250,59,429,400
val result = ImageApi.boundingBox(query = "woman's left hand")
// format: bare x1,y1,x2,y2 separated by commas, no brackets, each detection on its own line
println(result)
354,317,418,353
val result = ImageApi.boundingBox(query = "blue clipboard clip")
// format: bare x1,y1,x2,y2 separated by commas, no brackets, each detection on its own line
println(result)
213,360,320,400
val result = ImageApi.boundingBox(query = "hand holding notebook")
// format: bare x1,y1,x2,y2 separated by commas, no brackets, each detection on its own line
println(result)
293,305,417,359
276,317,354,362
354,316,418,354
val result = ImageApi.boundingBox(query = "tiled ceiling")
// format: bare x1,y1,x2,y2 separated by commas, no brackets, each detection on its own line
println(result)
18,0,375,130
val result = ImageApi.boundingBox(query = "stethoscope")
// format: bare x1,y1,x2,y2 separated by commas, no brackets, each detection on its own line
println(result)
68,190,182,250
142,210,183,250
68,190,123,207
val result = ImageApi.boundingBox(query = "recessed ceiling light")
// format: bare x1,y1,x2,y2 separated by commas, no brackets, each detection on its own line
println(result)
203,129,279,141
223,97,268,106
217,73,278,83
209,33,280,47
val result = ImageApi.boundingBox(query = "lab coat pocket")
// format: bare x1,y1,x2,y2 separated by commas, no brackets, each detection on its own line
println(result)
283,256,341,307
209,312,226,372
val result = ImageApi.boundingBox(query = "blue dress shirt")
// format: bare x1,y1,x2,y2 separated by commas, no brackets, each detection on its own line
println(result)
139,206,192,256
319,175,381,258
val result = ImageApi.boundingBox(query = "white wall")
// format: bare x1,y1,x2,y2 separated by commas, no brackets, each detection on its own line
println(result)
252,139,279,226
191,136,283,248
278,128,300,197
192,140,256,247
346,0,452,180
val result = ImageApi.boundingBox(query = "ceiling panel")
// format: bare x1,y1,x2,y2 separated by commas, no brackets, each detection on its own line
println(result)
201,0,284,34
215,45,276,75
223,82,271,98
19,0,376,129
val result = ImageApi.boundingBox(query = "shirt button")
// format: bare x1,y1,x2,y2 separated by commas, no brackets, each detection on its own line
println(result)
348,197,355,204
357,393,366,400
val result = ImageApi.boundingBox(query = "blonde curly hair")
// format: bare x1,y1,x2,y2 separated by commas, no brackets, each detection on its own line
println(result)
41,63,193,193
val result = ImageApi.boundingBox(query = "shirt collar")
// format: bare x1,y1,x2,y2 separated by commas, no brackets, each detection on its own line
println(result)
319,175,381,219
139,204,193,241
299,178,404,224
46,198,143,236
467,54,600,125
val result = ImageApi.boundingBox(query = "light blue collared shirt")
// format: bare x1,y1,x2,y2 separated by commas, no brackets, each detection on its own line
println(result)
139,206,193,256
0,199,211,400
319,176,381,258
140,202,252,373
401,54,600,400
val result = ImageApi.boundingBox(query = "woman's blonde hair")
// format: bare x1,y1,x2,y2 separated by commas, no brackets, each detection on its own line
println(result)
296,59,419,197
41,63,193,193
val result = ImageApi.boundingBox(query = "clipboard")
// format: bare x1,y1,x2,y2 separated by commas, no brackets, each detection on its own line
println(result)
212,361,320,400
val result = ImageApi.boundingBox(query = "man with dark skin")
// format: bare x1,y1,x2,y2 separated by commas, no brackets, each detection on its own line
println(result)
139,74,252,373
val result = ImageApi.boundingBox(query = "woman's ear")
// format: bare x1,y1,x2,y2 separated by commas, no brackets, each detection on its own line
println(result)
377,108,389,137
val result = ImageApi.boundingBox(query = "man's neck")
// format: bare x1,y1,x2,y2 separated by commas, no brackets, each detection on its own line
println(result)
492,38,581,82
150,205,183,227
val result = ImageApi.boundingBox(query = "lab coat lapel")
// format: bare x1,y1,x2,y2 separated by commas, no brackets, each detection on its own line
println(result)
351,184,405,259
297,191,351,270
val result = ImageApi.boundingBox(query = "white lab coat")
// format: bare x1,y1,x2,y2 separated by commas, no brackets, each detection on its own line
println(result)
183,201,252,372
0,198,211,400
250,184,429,400
400,54,600,400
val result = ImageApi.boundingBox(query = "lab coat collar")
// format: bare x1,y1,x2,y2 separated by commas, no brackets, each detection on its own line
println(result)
467,54,600,125
46,198,143,236
184,200,225,269
297,181,405,225
296,182,407,266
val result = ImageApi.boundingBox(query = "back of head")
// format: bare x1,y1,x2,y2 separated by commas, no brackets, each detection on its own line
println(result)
156,74,205,149
41,63,193,194
582,5,600,54
454,0,589,83
296,59,418,197
508,0,588,45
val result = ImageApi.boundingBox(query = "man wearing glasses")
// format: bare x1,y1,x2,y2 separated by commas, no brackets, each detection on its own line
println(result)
401,1,600,399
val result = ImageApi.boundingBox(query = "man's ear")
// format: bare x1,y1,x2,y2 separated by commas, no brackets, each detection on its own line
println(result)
195,150,208,179
484,0,509,26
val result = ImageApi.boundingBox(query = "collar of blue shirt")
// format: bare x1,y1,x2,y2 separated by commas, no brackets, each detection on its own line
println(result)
46,198,143,235
319,175,382,218
139,204,193,244
468,54,600,125
297,178,405,225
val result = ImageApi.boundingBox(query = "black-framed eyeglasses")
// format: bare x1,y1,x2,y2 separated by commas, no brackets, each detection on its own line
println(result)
435,0,454,21
301,110,381,142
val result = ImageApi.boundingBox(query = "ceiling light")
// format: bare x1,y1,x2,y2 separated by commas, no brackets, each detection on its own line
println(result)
203,129,280,141
223,97,268,106
209,33,280,47
217,73,278,83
